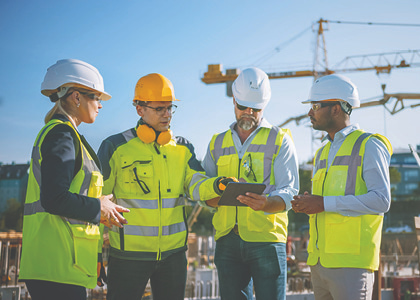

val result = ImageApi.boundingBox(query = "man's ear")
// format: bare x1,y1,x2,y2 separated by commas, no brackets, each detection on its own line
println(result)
332,103,342,116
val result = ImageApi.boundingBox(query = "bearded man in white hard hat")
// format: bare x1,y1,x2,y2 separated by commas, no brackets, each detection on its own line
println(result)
292,74,393,300
202,67,299,300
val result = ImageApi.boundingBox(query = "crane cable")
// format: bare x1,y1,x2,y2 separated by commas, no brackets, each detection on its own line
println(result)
250,26,312,66
326,20,420,27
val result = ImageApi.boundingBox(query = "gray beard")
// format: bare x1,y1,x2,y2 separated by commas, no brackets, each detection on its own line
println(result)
238,118,256,131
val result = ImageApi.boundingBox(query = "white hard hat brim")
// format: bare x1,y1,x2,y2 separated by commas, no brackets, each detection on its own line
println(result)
235,98,267,110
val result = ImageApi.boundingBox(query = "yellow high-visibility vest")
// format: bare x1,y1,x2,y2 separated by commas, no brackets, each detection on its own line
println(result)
20,119,103,289
98,130,220,261
209,126,290,242
307,130,392,270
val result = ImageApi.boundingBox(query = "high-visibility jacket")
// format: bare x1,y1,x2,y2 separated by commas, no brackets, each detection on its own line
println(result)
209,126,289,242
307,130,392,270
20,119,103,289
97,128,220,261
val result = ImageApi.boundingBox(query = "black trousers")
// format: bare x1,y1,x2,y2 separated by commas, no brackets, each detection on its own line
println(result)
25,279,86,300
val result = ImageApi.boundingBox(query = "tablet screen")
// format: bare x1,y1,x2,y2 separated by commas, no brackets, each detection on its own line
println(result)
218,182,266,206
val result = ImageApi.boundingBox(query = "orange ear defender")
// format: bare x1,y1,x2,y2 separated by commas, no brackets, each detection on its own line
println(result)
136,119,172,145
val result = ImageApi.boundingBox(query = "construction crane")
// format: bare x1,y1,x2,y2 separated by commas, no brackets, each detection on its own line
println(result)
201,18,420,155
201,19,420,97
192,19,420,226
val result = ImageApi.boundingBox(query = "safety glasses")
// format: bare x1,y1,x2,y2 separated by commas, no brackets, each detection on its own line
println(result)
242,154,257,182
78,91,102,104
141,104,177,116
310,101,340,112
236,103,262,113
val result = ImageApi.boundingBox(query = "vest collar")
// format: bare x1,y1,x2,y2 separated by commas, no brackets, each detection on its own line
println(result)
322,123,360,143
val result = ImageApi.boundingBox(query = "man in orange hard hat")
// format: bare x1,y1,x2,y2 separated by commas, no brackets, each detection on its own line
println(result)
97,73,235,300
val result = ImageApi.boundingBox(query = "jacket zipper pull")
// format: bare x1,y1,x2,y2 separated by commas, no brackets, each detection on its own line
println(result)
154,143,161,155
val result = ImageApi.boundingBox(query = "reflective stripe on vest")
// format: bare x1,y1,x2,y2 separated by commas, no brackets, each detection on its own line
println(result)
314,132,370,195
103,128,219,261
308,130,390,270
210,126,289,242
24,124,98,225
212,126,280,192
117,197,185,210
19,119,102,289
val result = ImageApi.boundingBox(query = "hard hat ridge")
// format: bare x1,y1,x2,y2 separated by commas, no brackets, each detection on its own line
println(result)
232,67,271,109
133,73,179,103
41,59,111,101
303,74,360,108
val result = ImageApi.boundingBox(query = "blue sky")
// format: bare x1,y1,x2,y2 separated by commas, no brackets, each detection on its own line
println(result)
1,0,420,165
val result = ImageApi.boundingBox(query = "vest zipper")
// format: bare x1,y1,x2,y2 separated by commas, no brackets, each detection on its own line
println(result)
119,225,125,251
316,170,328,250
235,159,241,225
158,181,162,260
154,143,161,155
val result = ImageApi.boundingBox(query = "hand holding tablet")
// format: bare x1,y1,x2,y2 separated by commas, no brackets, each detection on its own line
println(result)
218,182,266,206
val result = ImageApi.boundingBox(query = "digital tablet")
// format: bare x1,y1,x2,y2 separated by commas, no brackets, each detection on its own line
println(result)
218,182,266,206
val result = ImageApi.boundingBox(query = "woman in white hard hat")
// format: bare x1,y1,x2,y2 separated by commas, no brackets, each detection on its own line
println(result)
19,59,130,300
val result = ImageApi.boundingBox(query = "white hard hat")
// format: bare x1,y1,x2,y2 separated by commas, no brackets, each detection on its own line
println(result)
232,67,271,109
302,74,360,108
41,59,111,101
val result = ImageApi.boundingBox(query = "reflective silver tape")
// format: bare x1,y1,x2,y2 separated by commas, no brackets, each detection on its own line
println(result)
192,179,204,201
23,200,45,216
332,133,370,195
117,198,159,209
122,129,136,142
315,145,327,170
123,225,159,236
162,197,185,208
162,222,186,236
212,132,236,163
189,172,207,187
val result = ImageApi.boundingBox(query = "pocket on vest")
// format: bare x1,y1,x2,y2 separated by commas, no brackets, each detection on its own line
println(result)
121,157,154,195
70,224,100,276
324,214,361,254
87,171,103,198
247,210,275,232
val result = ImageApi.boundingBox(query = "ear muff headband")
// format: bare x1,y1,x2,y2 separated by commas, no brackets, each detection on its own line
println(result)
136,120,172,145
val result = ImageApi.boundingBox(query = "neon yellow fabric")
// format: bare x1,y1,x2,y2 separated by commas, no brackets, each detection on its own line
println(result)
307,130,392,270
100,130,220,261
210,127,289,242
20,119,102,289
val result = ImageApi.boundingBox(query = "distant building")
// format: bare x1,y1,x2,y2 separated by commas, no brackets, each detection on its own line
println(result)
390,145,420,201
0,163,30,213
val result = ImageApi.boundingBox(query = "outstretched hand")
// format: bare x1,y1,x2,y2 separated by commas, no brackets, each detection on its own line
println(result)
100,194,130,228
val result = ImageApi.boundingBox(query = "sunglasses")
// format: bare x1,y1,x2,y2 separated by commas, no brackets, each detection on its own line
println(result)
242,154,257,182
310,101,340,112
236,103,262,113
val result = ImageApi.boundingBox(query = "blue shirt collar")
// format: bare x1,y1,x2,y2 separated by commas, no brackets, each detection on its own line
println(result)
322,124,360,143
